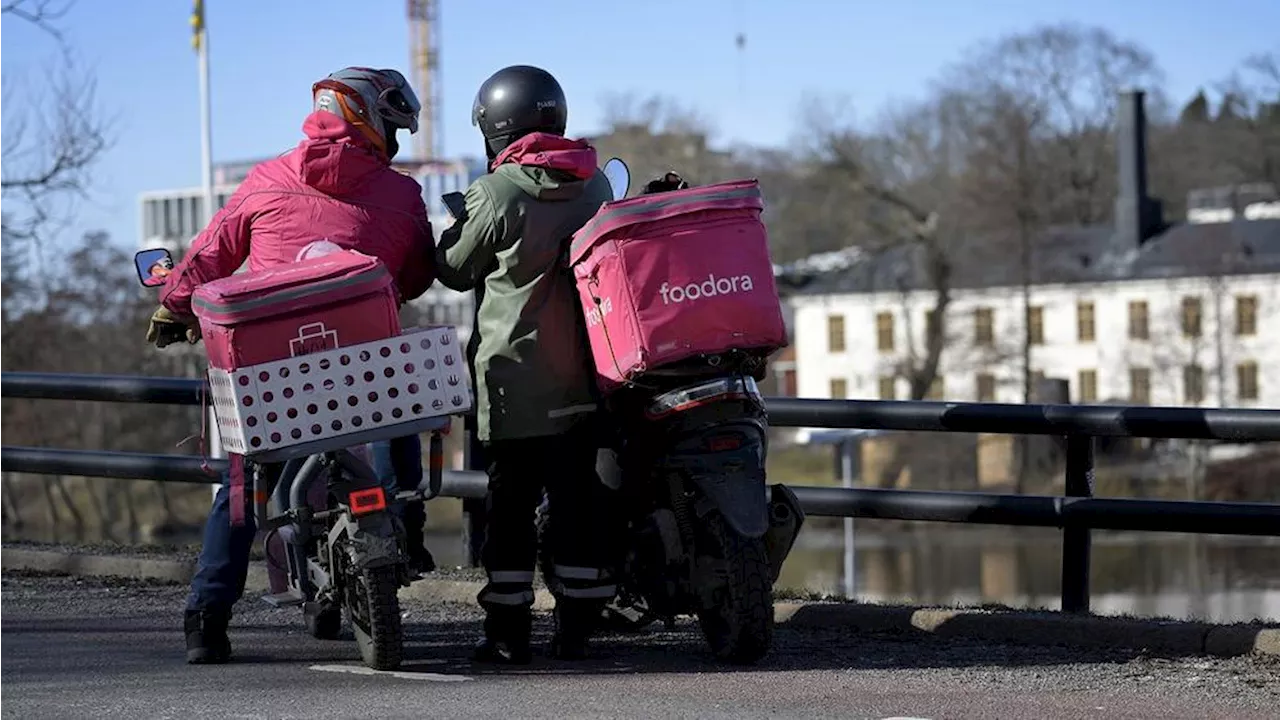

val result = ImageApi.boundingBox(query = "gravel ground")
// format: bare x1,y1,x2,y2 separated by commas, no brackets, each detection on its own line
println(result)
3,572,1278,719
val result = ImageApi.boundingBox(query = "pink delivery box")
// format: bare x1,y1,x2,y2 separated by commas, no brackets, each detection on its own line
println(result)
191,250,401,371
568,178,788,394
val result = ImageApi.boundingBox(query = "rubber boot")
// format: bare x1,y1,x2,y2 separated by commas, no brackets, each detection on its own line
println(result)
549,600,603,660
472,608,532,665
184,608,232,664
402,502,435,575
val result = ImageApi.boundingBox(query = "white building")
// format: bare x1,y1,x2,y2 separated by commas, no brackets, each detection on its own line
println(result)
780,91,1280,410
790,268,1279,408
137,156,485,340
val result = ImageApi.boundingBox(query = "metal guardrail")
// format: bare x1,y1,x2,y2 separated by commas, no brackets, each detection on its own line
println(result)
4,371,1280,616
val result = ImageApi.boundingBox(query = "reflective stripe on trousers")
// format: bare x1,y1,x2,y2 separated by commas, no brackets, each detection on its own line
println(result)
478,569,536,607
548,565,617,601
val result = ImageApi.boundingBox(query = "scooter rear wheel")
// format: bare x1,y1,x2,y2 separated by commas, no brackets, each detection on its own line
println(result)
348,565,403,670
695,513,774,665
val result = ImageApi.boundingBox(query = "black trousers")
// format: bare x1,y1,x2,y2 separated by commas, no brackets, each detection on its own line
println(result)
476,420,618,620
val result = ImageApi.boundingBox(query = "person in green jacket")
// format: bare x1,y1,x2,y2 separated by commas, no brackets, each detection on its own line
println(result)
435,64,617,664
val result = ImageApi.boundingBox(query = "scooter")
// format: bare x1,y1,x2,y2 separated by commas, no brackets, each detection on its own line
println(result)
134,248,467,670
537,160,805,665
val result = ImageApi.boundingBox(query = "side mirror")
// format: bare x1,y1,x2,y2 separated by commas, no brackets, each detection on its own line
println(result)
135,248,175,287
602,157,630,201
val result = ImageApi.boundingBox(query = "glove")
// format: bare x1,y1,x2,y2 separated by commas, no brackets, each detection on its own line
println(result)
146,306,201,348
642,171,690,195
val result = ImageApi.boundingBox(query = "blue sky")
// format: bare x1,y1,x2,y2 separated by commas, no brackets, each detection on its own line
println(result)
4,0,1278,252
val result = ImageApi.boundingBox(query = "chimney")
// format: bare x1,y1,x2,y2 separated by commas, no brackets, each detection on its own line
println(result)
1114,89,1163,246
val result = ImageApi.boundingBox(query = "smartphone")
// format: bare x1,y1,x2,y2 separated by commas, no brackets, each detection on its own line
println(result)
441,192,466,220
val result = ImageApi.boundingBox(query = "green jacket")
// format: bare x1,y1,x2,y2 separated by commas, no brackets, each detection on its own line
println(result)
435,141,613,442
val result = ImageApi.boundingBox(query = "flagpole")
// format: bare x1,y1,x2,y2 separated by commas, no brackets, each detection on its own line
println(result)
194,5,224,499
197,22,214,229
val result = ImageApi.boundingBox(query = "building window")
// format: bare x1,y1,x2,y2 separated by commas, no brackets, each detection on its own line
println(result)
1078,369,1098,403
1077,301,1095,342
1184,364,1205,404
875,311,895,352
1129,300,1149,340
925,376,945,400
1130,367,1151,404
829,378,848,399
878,376,896,400
827,314,846,353
976,373,996,402
974,307,994,347
1181,297,1202,338
1028,306,1045,345
1236,295,1258,336
1237,361,1259,401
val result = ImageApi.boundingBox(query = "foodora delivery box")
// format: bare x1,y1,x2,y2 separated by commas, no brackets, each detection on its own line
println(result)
191,250,401,370
568,179,787,394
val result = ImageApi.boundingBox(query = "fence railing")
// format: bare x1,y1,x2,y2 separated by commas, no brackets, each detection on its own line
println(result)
4,370,1280,616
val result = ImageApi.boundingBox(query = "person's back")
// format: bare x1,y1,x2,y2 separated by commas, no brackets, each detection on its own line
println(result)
159,72,434,317
438,133,612,440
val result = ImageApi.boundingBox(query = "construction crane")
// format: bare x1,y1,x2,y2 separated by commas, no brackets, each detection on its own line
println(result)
407,0,441,162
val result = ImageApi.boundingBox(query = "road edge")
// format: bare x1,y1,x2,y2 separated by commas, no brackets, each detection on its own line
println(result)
5,545,1277,658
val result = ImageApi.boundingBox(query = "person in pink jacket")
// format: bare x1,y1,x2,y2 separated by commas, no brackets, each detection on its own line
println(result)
152,71,434,323
147,67,438,665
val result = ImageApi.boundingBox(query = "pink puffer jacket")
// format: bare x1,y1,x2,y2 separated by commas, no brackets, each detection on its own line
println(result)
160,111,435,316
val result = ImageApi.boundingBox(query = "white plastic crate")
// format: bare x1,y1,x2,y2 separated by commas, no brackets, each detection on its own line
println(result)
208,325,472,457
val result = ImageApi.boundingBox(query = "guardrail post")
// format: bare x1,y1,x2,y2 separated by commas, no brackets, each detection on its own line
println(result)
1061,434,1094,613
461,415,487,568
208,405,224,503
838,438,858,599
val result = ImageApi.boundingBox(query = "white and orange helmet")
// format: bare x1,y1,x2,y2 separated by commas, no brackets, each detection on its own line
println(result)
312,67,421,160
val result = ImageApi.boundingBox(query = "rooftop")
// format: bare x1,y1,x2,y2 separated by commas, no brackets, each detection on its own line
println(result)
776,218,1280,296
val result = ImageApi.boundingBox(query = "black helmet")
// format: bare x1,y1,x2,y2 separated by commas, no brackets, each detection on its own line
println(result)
471,65,568,160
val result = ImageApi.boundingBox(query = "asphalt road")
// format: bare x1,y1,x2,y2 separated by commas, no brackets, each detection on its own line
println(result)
3,573,1278,720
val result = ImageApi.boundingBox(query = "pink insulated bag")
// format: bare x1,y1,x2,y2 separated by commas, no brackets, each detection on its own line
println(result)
569,178,787,394
191,250,401,371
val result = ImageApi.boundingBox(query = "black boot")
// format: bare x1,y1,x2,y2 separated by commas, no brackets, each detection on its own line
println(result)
184,608,232,664
472,608,532,665
402,503,436,576
550,601,602,660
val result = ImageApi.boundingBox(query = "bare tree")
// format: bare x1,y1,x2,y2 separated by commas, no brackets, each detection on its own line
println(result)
1,0,112,247
943,23,1167,226
591,93,734,191
951,90,1050,412
794,95,1001,488
1,0,70,36
1215,50,1280,188
941,25,1165,404
1148,102,1239,221
799,96,953,401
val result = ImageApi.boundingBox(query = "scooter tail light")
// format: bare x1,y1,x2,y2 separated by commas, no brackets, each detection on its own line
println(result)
707,434,742,451
646,391,750,420
644,376,762,420
349,487,387,516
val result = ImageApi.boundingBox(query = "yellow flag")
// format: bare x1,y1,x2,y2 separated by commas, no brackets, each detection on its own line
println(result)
191,0,204,52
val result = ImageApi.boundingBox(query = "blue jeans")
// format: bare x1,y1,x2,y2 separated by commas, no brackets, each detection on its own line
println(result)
185,435,425,613
372,434,424,514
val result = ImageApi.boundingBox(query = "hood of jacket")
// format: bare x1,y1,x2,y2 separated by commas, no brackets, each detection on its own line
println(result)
288,111,389,196
490,132,599,200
